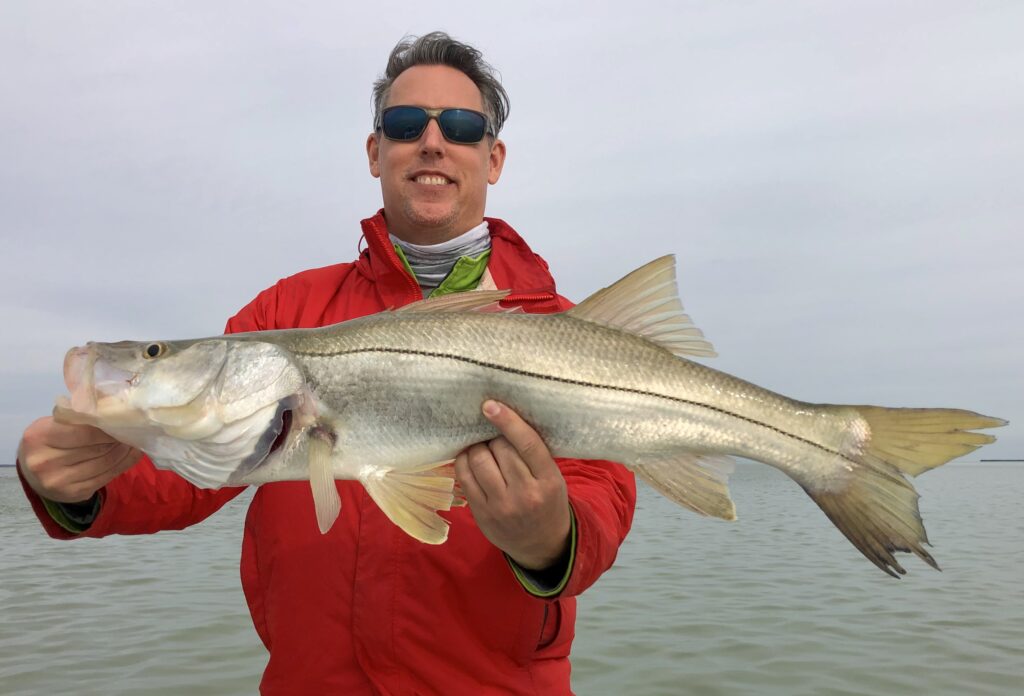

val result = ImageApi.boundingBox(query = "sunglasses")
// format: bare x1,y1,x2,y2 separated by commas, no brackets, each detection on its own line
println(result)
378,106,494,144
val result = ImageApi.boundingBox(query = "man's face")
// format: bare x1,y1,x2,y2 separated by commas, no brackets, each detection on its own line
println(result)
366,65,506,244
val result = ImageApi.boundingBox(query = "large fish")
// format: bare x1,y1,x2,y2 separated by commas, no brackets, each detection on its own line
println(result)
54,257,1005,577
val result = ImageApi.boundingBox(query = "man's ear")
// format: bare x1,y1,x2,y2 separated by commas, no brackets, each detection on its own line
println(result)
488,138,506,185
366,133,381,178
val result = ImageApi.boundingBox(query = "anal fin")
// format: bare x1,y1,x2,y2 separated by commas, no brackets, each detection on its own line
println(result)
632,453,737,521
362,465,457,544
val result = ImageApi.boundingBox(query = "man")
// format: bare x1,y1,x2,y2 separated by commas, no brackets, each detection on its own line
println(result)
17,32,636,695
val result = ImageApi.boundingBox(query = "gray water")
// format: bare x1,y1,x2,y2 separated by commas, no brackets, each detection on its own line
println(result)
1,462,1021,695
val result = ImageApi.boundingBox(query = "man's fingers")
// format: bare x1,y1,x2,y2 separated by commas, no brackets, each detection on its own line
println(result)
47,442,121,470
481,400,556,478
78,447,143,492
454,451,487,504
65,445,142,485
43,421,118,450
114,447,144,474
464,442,508,500
19,413,143,501
487,436,534,485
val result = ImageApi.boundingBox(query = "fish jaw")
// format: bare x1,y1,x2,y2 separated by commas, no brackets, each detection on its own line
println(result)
60,343,148,428
64,345,99,414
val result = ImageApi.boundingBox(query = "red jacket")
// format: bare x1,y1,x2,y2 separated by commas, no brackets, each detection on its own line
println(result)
21,211,636,695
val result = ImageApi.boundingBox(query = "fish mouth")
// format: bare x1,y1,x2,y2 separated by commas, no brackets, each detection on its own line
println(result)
64,346,97,413
63,344,136,414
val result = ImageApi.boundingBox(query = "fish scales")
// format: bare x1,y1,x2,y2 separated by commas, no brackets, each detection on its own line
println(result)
274,310,846,481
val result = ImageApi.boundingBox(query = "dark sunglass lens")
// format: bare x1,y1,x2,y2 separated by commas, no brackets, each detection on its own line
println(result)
438,109,487,143
382,107,428,140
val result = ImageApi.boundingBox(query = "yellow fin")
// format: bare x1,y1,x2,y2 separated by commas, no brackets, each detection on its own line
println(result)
804,469,933,578
855,406,1007,476
361,465,456,544
309,435,341,534
631,453,736,520
567,255,716,358
802,405,1005,577
433,461,467,507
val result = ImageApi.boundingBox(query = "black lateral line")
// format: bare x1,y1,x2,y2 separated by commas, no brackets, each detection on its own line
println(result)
295,346,844,458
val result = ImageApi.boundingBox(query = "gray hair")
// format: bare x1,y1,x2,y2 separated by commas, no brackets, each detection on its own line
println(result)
372,32,510,137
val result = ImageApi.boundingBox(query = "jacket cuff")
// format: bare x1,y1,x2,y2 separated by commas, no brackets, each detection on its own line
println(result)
505,504,577,599
40,494,101,534
16,460,98,539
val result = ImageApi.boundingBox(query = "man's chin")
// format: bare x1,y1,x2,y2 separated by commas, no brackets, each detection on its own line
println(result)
401,202,461,236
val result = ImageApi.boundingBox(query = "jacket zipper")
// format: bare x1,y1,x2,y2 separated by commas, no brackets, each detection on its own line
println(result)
502,292,555,304
537,604,550,648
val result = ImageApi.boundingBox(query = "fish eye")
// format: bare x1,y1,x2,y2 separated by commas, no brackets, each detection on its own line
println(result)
143,343,165,359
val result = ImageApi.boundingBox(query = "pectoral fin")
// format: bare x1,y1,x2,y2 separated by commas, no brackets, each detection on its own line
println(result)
361,464,457,544
309,434,341,534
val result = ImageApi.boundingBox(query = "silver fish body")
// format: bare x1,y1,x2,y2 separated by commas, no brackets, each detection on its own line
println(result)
56,257,1005,576
267,311,829,484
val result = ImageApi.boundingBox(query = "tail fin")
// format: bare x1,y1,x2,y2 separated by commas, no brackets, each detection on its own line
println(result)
806,407,1006,577
856,407,1006,476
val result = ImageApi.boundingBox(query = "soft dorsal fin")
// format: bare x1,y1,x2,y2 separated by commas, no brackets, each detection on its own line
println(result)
394,289,511,314
567,255,716,358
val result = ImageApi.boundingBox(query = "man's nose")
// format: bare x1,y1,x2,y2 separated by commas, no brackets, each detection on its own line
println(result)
418,118,447,155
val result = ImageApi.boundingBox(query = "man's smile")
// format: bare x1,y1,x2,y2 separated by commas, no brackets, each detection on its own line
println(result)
409,170,455,187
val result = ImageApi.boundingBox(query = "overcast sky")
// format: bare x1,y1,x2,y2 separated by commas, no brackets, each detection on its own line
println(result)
2,1,1021,463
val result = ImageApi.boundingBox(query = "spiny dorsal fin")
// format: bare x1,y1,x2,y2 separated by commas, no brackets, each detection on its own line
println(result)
394,289,511,314
567,255,716,358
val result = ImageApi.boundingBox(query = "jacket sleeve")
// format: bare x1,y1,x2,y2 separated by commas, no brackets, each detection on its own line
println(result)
506,292,638,599
18,459,246,540
21,283,285,539
560,458,636,597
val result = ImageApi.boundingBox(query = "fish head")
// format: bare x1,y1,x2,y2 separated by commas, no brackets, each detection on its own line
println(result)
55,337,309,488
61,339,218,423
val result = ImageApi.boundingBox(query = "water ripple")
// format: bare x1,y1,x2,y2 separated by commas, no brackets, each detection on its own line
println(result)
1,464,1021,695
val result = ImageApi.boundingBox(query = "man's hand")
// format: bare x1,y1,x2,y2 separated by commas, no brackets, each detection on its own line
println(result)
17,417,142,503
455,400,571,571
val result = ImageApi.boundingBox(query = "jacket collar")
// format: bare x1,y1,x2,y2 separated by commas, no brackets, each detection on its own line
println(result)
356,210,558,310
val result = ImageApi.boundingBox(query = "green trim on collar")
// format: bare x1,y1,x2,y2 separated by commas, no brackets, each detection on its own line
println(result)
391,244,417,281
429,249,491,298
505,504,577,599
391,245,491,298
